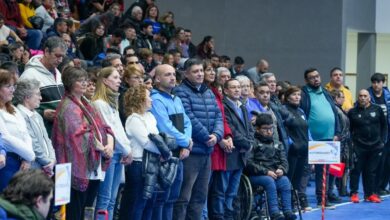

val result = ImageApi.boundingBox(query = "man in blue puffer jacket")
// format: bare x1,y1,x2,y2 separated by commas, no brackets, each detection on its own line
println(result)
173,58,224,220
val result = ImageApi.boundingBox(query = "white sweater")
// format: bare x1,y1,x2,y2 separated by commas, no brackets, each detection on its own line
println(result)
125,112,160,161
0,108,35,161
92,99,132,156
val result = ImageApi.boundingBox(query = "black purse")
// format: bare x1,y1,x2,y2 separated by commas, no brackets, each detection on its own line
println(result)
28,16,44,30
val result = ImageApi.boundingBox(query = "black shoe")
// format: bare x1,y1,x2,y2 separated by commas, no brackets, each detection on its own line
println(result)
299,195,312,211
328,193,342,203
317,200,336,210
284,212,297,220
378,189,390,196
271,213,285,220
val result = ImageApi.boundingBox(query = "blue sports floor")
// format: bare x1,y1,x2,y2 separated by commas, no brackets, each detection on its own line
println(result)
298,181,390,220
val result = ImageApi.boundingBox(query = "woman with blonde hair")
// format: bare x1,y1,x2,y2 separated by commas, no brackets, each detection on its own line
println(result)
119,84,160,220
92,67,133,219
119,64,145,124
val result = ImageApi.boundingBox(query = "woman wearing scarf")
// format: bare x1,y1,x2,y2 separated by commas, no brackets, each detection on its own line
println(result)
52,66,114,220
92,67,133,220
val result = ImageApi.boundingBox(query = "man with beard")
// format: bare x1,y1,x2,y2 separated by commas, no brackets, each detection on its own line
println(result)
300,68,341,209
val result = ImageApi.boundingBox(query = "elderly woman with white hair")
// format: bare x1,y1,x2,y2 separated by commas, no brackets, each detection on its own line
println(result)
235,75,265,122
14,78,56,176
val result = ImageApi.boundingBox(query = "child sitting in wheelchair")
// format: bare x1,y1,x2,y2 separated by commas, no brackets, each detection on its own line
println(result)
245,113,297,220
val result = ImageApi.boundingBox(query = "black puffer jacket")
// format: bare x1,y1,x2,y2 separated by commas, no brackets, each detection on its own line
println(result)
245,133,288,176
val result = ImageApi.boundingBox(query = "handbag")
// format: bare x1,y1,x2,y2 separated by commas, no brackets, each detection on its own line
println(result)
28,16,44,30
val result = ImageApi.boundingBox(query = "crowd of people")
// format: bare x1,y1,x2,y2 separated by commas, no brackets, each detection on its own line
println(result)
0,0,389,220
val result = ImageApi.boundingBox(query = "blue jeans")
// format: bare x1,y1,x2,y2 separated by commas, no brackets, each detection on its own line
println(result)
96,153,123,220
0,153,21,192
210,169,242,219
119,161,154,220
26,29,43,50
173,154,211,220
249,175,292,215
152,161,183,220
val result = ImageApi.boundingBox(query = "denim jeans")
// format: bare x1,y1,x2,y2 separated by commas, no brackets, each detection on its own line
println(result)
26,29,43,50
0,153,21,192
96,153,123,220
152,161,183,220
249,175,292,215
210,169,242,219
119,161,154,220
173,154,211,220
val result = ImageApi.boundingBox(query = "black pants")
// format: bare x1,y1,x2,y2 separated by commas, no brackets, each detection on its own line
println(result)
66,180,100,220
287,154,307,191
350,147,382,197
376,145,390,191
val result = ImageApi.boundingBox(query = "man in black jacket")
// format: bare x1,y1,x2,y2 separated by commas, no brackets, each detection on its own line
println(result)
348,89,388,203
209,79,254,219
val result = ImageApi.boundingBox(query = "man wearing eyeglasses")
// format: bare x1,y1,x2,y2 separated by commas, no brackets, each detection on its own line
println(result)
20,36,67,137
300,68,341,209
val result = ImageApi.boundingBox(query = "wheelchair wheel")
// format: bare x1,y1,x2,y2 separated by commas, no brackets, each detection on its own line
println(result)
233,175,253,220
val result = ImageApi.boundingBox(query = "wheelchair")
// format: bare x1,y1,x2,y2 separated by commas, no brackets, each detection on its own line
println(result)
234,175,303,220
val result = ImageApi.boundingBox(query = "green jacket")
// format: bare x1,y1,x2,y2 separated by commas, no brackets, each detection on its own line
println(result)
0,197,45,220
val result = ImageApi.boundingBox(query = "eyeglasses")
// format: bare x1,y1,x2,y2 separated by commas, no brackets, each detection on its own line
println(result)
260,126,274,132
307,74,320,81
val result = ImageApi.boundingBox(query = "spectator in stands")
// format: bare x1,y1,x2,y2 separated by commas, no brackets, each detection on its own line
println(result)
143,4,161,34
245,113,297,220
230,56,245,78
52,66,114,220
136,21,160,51
349,89,387,203
325,67,353,112
167,27,188,58
159,11,176,42
246,59,269,84
235,75,263,123
0,169,53,220
0,0,43,50
219,55,231,69
77,10,115,37
210,54,220,69
329,89,351,197
210,79,254,219
123,52,139,66
169,49,181,70
105,29,124,52
366,73,390,197
300,67,340,209
283,86,312,211
216,67,231,87
138,48,157,74
90,0,119,14
162,53,174,66
197,36,215,59
173,58,224,220
119,84,159,220
47,17,68,38
123,45,136,57
121,5,143,34
0,14,23,46
150,64,192,220
79,22,105,61
8,42,26,73
102,53,125,78
183,29,196,58
0,61,20,80
119,63,144,124
18,0,42,30
14,78,56,176
20,36,66,136
92,67,133,219
143,74,153,91
203,59,233,219
84,67,98,100
0,69,35,191
35,0,55,33
119,24,137,55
